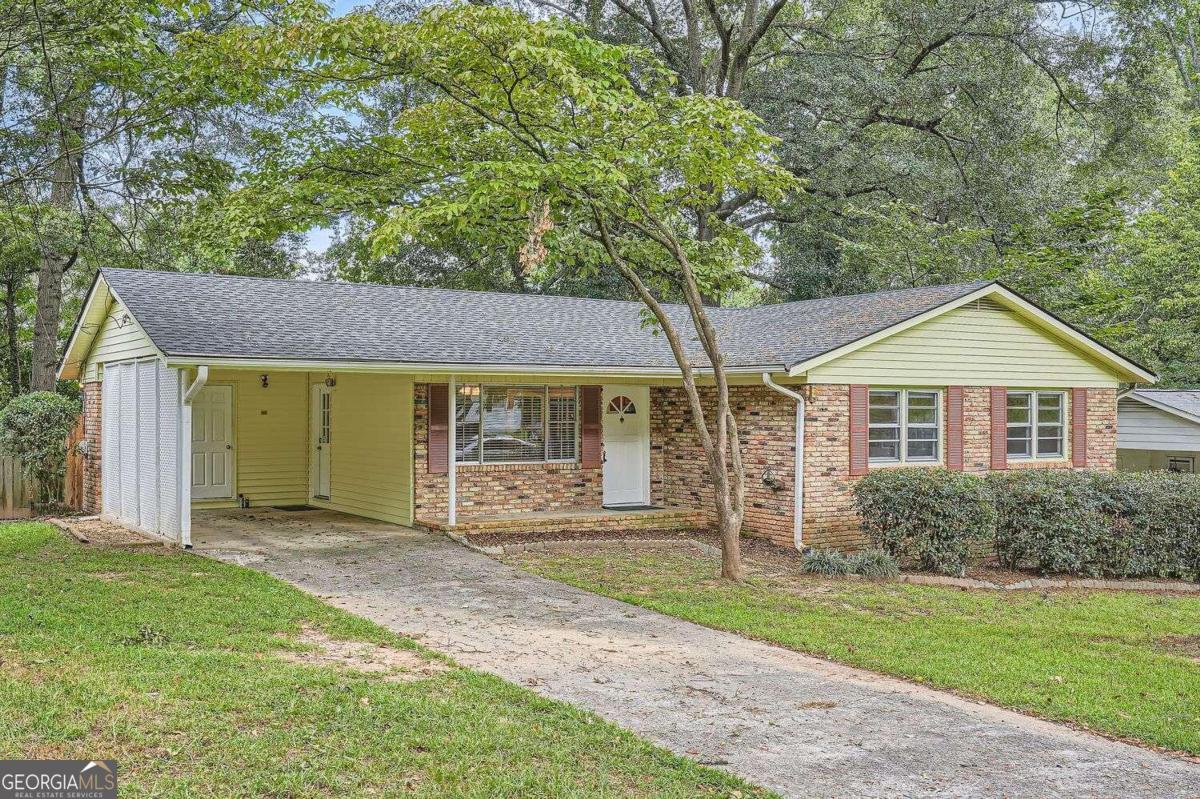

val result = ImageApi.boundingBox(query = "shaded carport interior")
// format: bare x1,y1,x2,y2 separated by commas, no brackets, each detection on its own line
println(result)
190,507,425,560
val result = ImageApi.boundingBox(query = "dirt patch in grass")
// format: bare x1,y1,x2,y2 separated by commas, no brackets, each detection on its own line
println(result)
1156,635,1200,663
48,517,162,548
281,626,449,682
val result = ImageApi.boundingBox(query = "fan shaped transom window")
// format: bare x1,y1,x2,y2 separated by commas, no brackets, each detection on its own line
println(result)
606,395,636,416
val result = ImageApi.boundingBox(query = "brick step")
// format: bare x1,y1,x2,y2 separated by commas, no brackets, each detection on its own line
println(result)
414,508,703,534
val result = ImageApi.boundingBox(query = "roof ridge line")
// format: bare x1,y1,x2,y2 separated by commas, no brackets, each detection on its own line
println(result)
100,266,993,316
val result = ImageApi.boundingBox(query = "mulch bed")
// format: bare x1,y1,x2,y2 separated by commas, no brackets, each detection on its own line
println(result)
464,527,705,547
470,528,1199,593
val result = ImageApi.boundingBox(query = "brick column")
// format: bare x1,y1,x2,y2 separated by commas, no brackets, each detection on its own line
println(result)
1085,387,1117,469
81,380,102,513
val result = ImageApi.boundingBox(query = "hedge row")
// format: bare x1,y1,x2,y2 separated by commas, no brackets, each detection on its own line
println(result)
851,468,1200,579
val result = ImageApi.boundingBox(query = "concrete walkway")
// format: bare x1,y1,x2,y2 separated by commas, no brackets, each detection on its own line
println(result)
194,509,1200,799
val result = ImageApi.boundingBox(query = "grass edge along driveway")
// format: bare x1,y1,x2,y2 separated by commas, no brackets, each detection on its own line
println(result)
0,522,771,799
505,546,1200,756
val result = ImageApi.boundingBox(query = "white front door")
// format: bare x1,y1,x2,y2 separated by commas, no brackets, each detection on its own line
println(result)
191,385,233,499
311,384,333,500
602,385,650,507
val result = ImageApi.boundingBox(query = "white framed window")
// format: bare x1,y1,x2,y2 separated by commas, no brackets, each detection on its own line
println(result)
547,387,578,461
1007,391,1065,459
868,389,941,464
455,384,578,465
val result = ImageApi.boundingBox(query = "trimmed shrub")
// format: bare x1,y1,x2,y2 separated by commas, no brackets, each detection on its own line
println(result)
800,548,852,576
0,391,80,505
1116,471,1200,579
991,470,1200,579
852,468,994,576
847,548,901,579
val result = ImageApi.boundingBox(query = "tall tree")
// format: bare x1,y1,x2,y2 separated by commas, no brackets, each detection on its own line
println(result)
0,0,321,391
206,3,798,579
523,0,1173,299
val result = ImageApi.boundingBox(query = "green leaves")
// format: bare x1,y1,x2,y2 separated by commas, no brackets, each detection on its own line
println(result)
210,2,796,302
0,391,80,504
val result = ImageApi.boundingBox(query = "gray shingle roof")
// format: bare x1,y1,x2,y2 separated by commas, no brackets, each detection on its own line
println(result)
1127,390,1200,422
98,267,991,371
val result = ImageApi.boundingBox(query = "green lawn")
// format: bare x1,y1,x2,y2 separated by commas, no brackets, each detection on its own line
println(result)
507,547,1200,755
0,523,769,799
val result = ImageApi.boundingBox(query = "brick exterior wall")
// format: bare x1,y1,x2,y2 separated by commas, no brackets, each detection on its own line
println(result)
800,384,857,549
81,380,102,514
802,385,1120,550
412,383,603,519
412,382,800,544
651,385,798,547
1084,387,1118,470
410,381,1119,551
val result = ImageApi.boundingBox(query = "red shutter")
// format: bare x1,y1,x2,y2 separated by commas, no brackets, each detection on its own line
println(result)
580,386,602,469
849,385,869,476
1072,387,1088,468
427,384,448,475
989,386,1007,470
946,386,964,470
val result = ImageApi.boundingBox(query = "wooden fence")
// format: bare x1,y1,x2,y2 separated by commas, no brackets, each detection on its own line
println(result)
64,416,84,511
0,415,85,518
0,455,32,519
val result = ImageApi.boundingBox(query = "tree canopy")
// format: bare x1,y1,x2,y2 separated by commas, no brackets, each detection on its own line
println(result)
2,0,1199,393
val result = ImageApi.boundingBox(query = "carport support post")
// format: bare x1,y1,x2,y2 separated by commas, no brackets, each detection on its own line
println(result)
448,375,457,528
179,365,209,548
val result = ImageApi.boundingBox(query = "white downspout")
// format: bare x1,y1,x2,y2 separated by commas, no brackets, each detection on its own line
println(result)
179,366,208,549
762,373,805,551
447,376,457,528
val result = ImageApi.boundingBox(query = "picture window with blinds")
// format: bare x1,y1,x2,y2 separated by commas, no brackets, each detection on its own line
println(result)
868,389,941,464
454,385,578,464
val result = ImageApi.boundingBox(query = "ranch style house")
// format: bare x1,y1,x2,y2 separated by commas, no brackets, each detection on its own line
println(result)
58,268,1155,550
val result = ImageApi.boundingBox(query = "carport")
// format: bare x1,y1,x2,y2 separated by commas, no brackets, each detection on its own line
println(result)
190,506,416,556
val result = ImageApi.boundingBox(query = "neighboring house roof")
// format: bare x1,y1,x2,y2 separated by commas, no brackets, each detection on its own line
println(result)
1120,389,1200,426
58,267,1156,382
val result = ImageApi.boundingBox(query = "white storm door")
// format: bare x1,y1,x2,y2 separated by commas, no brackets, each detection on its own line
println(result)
191,385,233,499
601,385,650,507
311,384,332,500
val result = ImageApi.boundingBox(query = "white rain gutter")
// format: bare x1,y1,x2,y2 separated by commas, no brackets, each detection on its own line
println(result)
762,373,805,550
183,365,209,405
178,365,208,549
448,374,457,528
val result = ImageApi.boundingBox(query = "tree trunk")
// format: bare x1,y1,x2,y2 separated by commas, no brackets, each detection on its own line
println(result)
592,213,746,580
29,109,83,392
30,221,72,391
3,272,22,396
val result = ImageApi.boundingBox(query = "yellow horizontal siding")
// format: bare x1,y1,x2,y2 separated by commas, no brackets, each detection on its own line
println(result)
83,300,159,380
806,304,1122,387
313,373,414,526
186,369,414,524
194,369,309,507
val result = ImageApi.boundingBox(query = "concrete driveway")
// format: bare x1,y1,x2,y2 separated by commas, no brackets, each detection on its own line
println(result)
194,509,1200,799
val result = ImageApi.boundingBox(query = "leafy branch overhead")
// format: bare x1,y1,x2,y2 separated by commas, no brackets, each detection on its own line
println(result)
215,4,797,298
